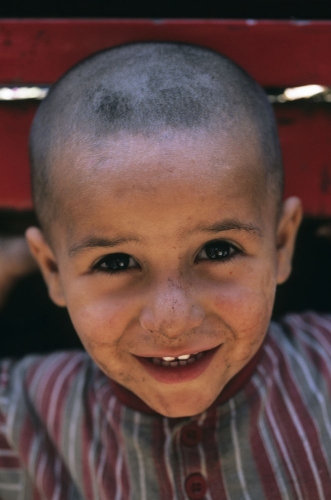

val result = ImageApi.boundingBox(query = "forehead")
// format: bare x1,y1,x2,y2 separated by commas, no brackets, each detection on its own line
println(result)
58,128,265,189
53,129,272,240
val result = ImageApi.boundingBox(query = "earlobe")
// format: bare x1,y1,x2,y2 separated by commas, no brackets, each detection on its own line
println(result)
276,197,303,285
25,227,66,307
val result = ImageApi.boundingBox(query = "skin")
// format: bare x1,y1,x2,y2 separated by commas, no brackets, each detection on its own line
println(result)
26,130,302,418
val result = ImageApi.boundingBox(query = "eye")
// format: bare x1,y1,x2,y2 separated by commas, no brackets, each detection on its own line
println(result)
197,240,239,262
93,253,138,273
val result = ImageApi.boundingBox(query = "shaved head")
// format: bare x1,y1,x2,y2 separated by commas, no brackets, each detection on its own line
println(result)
29,42,283,232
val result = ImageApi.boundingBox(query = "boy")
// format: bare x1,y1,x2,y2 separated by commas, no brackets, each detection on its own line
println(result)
0,41,329,499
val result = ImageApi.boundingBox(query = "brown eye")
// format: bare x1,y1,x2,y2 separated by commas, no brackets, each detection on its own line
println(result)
198,240,238,261
96,253,135,272
205,241,232,259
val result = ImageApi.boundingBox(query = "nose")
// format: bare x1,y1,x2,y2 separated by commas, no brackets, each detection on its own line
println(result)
139,276,205,339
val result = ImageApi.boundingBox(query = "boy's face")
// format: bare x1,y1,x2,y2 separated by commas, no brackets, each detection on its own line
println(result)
27,130,302,417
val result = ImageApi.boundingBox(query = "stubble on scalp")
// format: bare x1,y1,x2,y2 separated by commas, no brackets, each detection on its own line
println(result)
29,42,284,236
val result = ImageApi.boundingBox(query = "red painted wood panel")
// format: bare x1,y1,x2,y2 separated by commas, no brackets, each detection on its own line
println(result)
278,106,331,214
1,20,331,86
0,102,35,208
1,20,331,214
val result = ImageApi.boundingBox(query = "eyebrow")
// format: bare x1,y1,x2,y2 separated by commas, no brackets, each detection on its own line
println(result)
68,236,141,257
192,219,264,238
69,219,263,257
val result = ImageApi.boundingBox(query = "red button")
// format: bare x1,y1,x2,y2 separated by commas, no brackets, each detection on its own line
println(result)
185,473,207,499
180,423,202,446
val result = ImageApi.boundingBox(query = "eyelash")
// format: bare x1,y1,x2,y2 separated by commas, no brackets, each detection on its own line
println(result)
92,240,241,275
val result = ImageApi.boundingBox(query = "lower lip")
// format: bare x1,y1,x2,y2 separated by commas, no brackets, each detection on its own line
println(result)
135,346,220,384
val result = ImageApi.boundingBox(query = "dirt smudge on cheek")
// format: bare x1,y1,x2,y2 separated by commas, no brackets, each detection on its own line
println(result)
90,352,135,386
117,371,135,385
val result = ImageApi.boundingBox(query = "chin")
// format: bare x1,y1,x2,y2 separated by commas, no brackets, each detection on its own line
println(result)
148,393,215,418
162,408,206,418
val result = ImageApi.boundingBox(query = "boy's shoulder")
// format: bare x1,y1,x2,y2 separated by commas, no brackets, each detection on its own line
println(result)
0,350,108,425
261,310,331,394
0,350,91,392
270,310,331,352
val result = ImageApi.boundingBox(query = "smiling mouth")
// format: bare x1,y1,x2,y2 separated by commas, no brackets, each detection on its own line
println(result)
135,345,220,384
148,351,204,367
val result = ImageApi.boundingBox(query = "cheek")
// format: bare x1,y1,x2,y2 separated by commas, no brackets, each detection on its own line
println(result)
66,293,139,385
65,291,127,346
211,271,276,349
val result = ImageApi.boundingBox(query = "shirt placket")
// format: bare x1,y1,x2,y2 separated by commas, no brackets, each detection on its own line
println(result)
176,420,208,500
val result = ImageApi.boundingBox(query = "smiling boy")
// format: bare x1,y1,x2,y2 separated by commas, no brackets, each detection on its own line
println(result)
0,42,330,499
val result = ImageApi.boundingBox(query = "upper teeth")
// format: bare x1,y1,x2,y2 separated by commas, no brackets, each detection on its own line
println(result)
162,354,192,361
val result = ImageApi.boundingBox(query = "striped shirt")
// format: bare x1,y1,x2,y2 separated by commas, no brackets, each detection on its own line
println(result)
1,311,331,499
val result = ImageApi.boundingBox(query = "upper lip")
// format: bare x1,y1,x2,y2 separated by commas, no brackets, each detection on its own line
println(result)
133,344,221,358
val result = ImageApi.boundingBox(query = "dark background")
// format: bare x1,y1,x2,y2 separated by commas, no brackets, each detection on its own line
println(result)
1,0,331,20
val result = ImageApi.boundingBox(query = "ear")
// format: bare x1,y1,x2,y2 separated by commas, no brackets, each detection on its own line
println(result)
25,227,66,307
276,197,303,285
